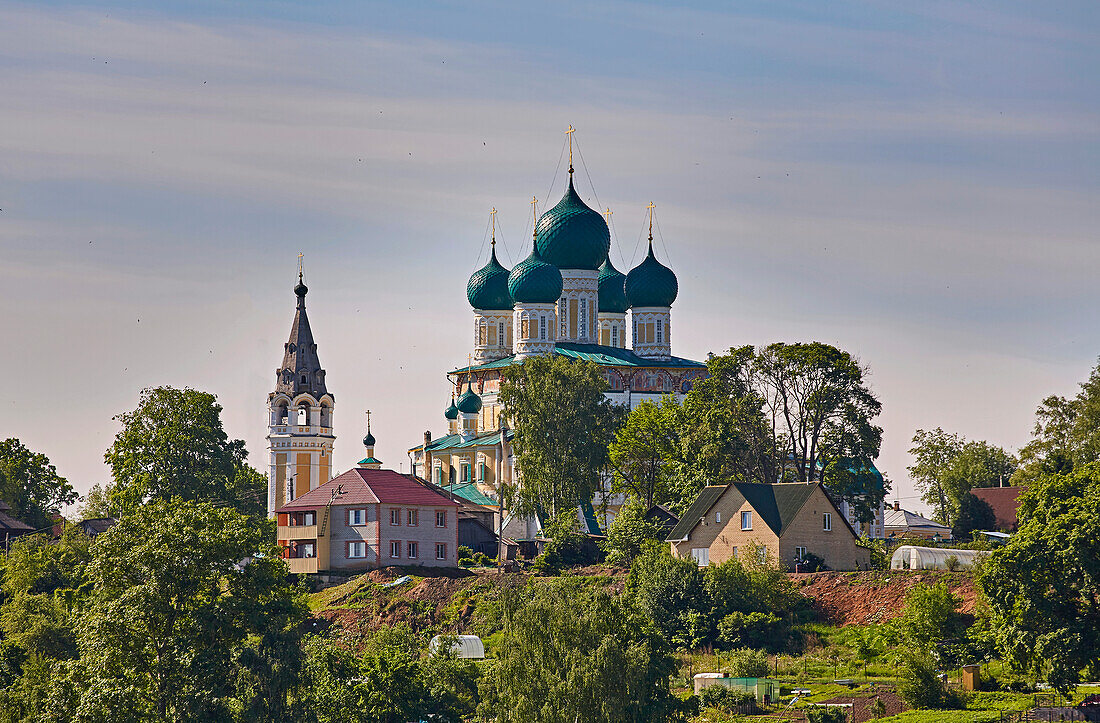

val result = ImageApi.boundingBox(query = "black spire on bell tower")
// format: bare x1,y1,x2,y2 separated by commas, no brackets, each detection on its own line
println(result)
276,266,329,397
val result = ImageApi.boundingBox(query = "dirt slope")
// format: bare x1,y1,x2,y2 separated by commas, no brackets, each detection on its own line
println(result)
791,570,979,626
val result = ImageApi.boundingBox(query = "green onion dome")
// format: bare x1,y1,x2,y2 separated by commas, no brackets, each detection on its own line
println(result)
597,258,629,313
534,178,610,271
456,379,483,414
625,241,678,308
507,246,563,304
363,430,376,447
444,396,459,420
466,246,512,310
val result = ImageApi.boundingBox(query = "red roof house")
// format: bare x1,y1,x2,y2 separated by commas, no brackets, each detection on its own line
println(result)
969,486,1027,532
275,467,460,574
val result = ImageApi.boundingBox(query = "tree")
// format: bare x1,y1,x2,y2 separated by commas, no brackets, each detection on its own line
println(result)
480,578,679,723
599,498,665,567
953,492,996,540
104,386,266,516
625,541,707,646
70,499,308,721
497,357,622,518
77,482,115,520
896,582,965,654
908,429,1016,526
681,344,886,522
679,346,775,490
0,439,77,530
608,397,684,510
1015,359,1100,483
979,463,1100,693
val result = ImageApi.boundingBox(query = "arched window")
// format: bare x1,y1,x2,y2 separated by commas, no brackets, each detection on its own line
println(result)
498,321,505,347
540,315,547,340
611,325,618,347
297,407,308,425
656,318,663,343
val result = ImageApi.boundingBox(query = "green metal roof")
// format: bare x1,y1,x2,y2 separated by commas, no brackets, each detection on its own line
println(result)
409,428,512,453
666,482,820,542
597,258,629,313
467,246,512,310
449,342,705,376
357,456,383,465
625,240,678,308
507,247,562,304
446,482,499,506
534,177,610,271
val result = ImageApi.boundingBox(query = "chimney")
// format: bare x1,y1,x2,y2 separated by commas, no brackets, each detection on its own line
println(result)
424,430,432,446
50,512,65,538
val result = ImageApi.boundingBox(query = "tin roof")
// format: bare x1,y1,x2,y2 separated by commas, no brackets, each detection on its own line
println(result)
276,467,460,512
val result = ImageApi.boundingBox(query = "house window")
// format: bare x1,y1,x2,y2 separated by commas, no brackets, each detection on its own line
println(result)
347,541,366,559
407,509,418,526
540,315,547,340
435,543,447,560
690,548,709,567
498,321,505,347
611,325,618,347
715,511,721,524
390,509,401,526
795,546,807,561
460,464,469,482
656,318,663,343
741,511,752,530
436,511,447,528
478,462,486,481
348,509,366,526
407,542,418,559
390,540,401,558
487,323,496,346
579,297,587,336
758,547,768,564
823,513,832,531
731,546,738,559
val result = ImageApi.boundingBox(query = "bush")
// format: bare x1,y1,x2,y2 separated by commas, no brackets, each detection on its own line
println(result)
800,551,829,572
599,498,664,567
724,648,770,678
807,706,848,723
717,611,784,650
698,685,754,711
944,555,960,572
897,651,966,710
858,535,890,570
531,515,598,574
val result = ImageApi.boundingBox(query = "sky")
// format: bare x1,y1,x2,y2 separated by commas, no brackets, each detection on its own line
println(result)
2,1,1098,515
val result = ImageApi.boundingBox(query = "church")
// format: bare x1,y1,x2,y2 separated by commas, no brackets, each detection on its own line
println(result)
406,149,707,534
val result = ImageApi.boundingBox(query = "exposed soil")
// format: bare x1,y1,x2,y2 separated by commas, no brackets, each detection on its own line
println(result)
790,570,979,626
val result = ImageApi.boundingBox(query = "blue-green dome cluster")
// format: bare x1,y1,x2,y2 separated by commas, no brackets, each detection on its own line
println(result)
444,396,459,420
534,178,610,271
466,247,512,310
456,380,482,414
597,258,629,313
507,247,563,304
625,242,678,308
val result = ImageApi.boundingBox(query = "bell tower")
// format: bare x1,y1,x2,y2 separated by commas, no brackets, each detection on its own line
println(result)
267,258,335,516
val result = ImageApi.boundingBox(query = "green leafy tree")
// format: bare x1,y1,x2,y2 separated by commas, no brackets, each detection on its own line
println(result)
908,429,1016,526
104,386,266,515
0,528,93,720
625,541,707,645
497,357,622,518
979,463,1100,693
716,611,784,650
0,439,77,530
77,483,114,520
897,650,963,709
679,346,776,490
723,647,769,678
1015,359,1100,482
70,499,308,722
896,582,965,655
479,578,678,723
952,492,996,540
599,498,665,567
608,397,684,509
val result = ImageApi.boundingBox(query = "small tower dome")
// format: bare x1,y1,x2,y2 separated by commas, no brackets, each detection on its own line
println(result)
533,177,610,270
625,240,678,308
507,247,562,304
597,258,629,313
466,246,512,310
456,381,483,414
444,395,460,420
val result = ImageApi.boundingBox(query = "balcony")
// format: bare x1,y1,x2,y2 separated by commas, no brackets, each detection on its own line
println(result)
287,557,319,574
281,524,317,541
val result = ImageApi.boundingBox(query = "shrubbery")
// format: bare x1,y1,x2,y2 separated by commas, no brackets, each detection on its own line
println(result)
723,647,770,678
698,684,755,711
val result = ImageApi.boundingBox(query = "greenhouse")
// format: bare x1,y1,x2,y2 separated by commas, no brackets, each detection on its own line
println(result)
428,634,486,659
889,545,985,571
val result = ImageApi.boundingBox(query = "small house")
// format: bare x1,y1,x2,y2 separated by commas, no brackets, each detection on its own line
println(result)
0,501,34,552
667,482,870,571
884,502,952,540
275,465,460,574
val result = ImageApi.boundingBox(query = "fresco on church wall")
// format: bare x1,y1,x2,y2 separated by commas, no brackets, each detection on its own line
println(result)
679,369,707,393
631,369,674,393
605,370,625,391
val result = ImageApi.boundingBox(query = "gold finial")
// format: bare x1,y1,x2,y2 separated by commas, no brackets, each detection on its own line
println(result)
297,251,304,281
490,207,497,248
531,196,539,239
604,207,613,223
466,354,475,388
566,125,575,175
365,409,371,432
646,202,656,242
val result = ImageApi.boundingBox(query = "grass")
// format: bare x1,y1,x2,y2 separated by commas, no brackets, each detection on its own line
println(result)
877,712,1001,723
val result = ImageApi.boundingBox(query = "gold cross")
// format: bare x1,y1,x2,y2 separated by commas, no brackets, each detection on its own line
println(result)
604,207,613,222
490,207,497,247
647,202,656,241
365,409,371,431
531,196,539,238
297,252,304,280
566,125,575,173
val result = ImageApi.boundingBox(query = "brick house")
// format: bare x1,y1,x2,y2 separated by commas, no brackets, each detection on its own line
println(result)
275,465,460,574
969,486,1026,531
667,482,870,571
